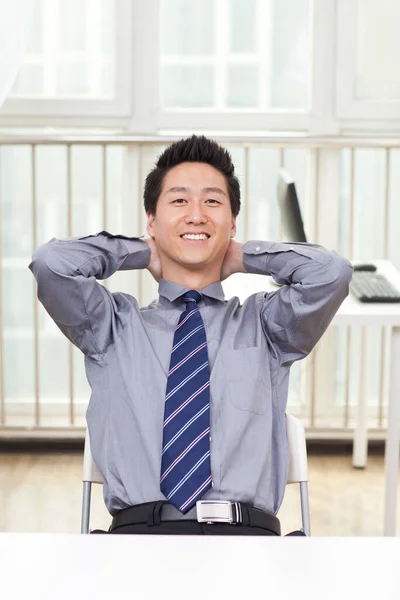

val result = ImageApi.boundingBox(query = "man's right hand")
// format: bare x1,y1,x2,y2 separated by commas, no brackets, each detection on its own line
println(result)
143,237,162,282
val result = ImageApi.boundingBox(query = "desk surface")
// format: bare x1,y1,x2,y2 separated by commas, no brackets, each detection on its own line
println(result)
1,534,399,600
223,260,400,326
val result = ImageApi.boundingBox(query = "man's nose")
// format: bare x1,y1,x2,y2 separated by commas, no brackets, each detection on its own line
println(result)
184,203,207,224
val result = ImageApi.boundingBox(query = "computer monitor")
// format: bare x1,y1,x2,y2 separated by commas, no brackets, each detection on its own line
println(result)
277,169,307,243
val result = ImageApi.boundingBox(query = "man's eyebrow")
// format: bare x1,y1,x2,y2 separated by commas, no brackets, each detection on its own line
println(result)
203,187,227,197
165,186,188,194
165,186,227,197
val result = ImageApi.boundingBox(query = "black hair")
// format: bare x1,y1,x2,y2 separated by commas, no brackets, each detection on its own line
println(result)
143,135,241,216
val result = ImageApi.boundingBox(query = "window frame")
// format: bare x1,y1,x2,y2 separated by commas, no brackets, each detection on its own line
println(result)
2,0,399,135
0,0,133,127
128,0,323,134
336,0,400,121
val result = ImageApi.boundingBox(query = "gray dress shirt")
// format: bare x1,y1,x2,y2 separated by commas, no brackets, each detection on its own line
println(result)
29,232,353,518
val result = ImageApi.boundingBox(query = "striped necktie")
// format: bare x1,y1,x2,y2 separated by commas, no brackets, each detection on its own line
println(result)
160,290,212,513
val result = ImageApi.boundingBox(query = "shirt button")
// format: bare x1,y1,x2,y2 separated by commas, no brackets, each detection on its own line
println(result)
255,246,261,252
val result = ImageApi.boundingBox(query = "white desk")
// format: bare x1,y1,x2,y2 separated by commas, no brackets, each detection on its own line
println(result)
0,534,399,599
223,260,400,536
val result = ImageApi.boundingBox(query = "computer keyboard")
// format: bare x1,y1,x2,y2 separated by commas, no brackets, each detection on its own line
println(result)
350,271,400,303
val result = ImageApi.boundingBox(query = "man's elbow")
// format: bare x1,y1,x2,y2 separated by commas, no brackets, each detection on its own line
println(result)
29,242,64,291
329,254,353,298
28,243,52,280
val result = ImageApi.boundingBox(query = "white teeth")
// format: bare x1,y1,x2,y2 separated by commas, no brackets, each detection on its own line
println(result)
182,234,208,240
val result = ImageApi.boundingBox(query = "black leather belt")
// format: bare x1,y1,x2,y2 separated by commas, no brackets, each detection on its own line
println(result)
110,500,281,536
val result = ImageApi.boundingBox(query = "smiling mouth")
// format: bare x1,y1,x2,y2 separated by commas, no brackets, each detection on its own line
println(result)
180,234,210,242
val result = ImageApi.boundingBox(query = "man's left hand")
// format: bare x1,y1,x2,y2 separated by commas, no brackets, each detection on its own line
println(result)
220,239,246,281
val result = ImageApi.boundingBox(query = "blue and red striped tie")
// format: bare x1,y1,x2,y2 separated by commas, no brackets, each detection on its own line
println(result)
160,290,212,513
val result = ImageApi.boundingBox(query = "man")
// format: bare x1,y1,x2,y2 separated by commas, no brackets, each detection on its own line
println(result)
29,135,353,536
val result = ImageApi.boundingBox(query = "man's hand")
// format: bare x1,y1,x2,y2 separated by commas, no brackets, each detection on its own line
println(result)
220,239,246,281
143,237,162,282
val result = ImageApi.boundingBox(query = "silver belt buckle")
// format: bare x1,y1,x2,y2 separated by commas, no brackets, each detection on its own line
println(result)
196,500,234,524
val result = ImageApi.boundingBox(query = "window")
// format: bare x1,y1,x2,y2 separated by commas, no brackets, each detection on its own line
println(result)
2,0,400,133
1,0,316,131
9,0,115,100
0,0,131,122
160,0,311,111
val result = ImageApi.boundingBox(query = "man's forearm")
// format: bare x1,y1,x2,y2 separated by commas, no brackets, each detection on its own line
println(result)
246,240,353,366
29,231,150,281
242,240,352,286
28,231,150,345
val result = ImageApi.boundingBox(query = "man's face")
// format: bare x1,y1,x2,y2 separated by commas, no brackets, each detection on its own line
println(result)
146,162,236,273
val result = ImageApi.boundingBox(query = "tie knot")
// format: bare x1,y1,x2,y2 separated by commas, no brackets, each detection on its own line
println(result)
182,290,203,305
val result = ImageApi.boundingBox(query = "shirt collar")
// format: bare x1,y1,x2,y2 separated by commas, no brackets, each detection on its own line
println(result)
158,278,225,303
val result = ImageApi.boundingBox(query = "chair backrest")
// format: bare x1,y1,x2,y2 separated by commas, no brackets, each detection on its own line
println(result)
285,414,311,535
286,414,308,484
81,430,103,533
83,429,103,484
81,415,310,535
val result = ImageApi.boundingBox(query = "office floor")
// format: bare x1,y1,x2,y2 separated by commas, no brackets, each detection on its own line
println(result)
0,452,399,536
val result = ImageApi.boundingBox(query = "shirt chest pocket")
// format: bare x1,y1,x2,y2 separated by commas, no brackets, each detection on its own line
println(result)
222,347,270,415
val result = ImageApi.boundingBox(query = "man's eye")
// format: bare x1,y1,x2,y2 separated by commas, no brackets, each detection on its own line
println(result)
173,198,186,204
207,199,219,204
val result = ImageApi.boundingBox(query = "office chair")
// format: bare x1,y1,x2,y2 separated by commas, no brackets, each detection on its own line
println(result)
81,414,311,535
285,414,311,536
81,429,104,534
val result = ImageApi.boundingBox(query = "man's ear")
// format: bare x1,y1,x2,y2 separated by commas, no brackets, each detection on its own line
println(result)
146,212,155,238
231,216,237,238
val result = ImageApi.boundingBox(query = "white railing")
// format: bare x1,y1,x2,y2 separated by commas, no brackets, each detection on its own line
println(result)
0,134,398,438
